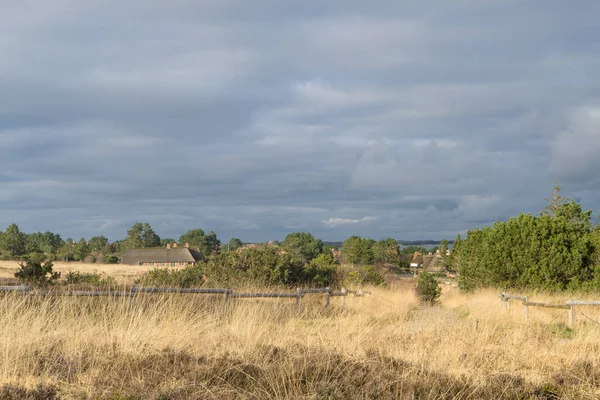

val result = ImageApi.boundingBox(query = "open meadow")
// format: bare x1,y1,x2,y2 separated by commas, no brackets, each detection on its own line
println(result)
0,261,149,285
2,278,600,399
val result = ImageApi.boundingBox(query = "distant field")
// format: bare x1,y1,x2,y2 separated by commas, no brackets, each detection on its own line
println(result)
1,284,600,398
0,260,149,284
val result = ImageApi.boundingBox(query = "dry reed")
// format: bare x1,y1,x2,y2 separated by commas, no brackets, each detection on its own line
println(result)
2,281,600,399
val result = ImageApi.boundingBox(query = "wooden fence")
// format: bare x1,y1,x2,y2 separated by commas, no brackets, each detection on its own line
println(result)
499,292,600,328
0,285,371,313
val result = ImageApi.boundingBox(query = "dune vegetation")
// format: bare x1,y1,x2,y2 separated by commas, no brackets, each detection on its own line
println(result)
2,281,600,399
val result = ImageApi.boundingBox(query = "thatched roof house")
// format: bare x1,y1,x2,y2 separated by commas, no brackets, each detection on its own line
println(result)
411,250,444,271
122,243,205,266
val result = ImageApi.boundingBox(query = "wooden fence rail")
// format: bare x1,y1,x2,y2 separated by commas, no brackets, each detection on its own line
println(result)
499,292,600,328
0,285,370,313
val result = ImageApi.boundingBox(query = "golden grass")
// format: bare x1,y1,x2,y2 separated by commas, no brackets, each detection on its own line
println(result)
0,260,149,284
2,282,600,398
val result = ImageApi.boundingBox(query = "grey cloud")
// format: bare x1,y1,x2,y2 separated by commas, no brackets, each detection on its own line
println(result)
1,0,600,242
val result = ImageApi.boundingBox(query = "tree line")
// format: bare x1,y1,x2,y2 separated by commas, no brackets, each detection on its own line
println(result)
2,223,425,287
0,222,241,264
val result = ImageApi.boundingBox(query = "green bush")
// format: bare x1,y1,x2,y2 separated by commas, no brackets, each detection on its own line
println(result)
303,253,338,286
65,271,115,285
416,271,441,304
14,260,60,287
456,199,597,291
103,255,120,264
27,252,47,264
201,248,306,286
345,265,386,286
137,266,204,288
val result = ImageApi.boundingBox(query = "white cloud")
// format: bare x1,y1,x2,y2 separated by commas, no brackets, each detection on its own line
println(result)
322,216,379,228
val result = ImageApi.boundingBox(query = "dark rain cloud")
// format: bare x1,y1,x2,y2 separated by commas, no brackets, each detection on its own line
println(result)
1,0,600,242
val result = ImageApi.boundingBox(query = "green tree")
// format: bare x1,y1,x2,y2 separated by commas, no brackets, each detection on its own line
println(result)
73,238,91,261
446,235,461,272
124,222,161,250
26,232,57,255
204,231,221,255
372,238,399,265
440,239,449,254
88,236,109,252
281,232,324,262
227,238,243,251
57,238,76,261
1,224,27,257
160,238,177,247
141,223,161,247
179,229,206,247
342,236,375,265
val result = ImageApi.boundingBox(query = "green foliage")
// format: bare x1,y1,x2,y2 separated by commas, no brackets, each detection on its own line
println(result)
227,238,243,252
400,245,429,256
440,239,449,254
103,255,120,264
160,238,177,247
342,236,375,265
179,228,206,246
1,224,27,257
179,229,221,256
88,236,109,252
57,238,76,261
14,259,60,287
73,238,91,261
416,271,441,304
304,253,338,286
372,238,399,265
124,222,161,250
281,232,324,262
202,247,306,286
446,235,461,273
27,252,47,264
26,231,63,255
138,266,204,288
65,271,115,285
456,188,597,291
346,265,385,286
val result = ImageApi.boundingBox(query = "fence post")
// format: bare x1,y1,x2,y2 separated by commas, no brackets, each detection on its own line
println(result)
568,304,574,328
296,288,302,315
224,288,231,305
325,287,331,308
524,296,529,321
341,287,346,308
506,297,510,310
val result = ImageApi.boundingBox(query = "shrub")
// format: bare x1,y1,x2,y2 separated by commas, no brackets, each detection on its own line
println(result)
345,265,386,286
65,271,115,286
103,255,120,264
27,252,47,264
416,271,441,304
14,260,60,287
303,253,338,286
201,248,306,286
138,266,204,288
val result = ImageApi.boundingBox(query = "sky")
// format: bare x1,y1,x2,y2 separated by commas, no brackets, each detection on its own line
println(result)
1,1,600,243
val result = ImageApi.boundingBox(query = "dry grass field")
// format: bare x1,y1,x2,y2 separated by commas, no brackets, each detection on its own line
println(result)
0,260,149,285
2,279,600,399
